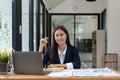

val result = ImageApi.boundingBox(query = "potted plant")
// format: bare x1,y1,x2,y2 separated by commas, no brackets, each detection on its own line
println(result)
0,50,11,74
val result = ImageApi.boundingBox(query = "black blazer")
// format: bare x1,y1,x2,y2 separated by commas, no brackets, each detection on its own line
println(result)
43,45,81,69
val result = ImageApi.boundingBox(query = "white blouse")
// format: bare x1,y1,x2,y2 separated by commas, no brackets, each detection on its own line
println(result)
58,45,73,69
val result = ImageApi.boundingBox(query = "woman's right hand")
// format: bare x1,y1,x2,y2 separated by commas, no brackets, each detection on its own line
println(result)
39,37,48,52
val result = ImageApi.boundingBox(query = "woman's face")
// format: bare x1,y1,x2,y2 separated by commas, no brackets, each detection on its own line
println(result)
54,29,67,46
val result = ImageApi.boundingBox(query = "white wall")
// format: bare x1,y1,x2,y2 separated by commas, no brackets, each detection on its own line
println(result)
106,0,120,70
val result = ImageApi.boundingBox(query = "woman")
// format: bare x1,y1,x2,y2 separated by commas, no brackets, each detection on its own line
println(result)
39,25,81,69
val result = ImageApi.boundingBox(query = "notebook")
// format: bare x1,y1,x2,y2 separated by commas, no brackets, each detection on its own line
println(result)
12,51,50,75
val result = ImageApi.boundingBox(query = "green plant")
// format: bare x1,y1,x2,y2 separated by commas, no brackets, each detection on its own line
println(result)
0,50,11,63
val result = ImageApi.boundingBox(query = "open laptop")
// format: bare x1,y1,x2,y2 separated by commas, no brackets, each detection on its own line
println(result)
12,51,50,75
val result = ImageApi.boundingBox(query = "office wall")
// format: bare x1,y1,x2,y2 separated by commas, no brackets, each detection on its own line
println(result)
106,0,120,70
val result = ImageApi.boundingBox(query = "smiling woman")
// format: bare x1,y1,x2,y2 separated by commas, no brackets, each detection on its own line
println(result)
39,25,81,69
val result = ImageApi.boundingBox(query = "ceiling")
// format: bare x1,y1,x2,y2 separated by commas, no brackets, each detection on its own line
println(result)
42,0,65,10
43,0,106,13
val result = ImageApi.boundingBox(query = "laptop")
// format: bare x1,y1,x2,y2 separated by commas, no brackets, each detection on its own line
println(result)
12,51,50,75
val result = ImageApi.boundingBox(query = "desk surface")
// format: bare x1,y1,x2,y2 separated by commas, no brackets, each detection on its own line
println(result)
0,74,120,80
0,68,120,80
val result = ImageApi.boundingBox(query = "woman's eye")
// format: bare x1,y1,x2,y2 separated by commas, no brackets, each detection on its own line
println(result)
55,34,58,37
60,33,64,36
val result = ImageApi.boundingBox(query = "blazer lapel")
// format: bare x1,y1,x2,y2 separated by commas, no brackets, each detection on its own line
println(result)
63,45,70,63
56,51,61,64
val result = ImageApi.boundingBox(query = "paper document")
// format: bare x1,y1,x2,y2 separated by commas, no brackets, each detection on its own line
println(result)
48,68,120,77
48,69,72,77
72,68,120,76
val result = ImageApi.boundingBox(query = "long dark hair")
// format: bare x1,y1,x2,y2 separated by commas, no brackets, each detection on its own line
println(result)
50,25,71,63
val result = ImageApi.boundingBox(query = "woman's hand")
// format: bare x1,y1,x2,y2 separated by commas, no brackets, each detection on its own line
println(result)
48,64,67,69
39,37,48,52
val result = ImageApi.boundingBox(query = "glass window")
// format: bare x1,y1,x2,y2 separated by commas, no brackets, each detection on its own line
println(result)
52,15,74,45
51,14,98,68
0,0,12,50
22,0,29,51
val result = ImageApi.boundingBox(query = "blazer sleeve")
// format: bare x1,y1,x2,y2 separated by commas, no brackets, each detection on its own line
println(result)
43,47,50,68
72,46,81,69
